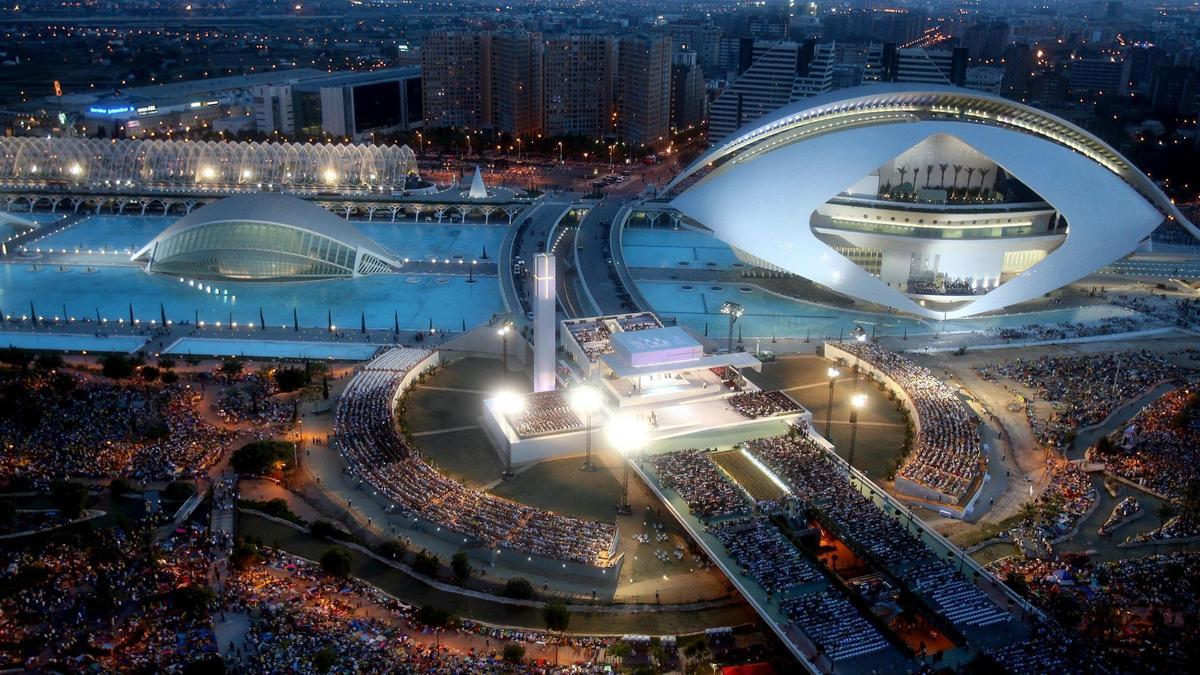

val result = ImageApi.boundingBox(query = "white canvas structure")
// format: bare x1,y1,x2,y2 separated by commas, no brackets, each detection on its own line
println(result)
467,165,489,199
668,84,1195,319
533,253,556,392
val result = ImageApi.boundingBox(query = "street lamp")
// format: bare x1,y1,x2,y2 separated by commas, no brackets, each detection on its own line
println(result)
497,321,514,377
720,301,743,354
557,140,563,163
847,393,868,471
495,390,525,479
852,328,867,389
825,367,840,438
605,414,648,515
568,386,603,472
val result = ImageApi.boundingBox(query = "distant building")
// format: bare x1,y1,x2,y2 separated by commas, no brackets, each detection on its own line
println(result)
868,46,967,87
962,21,1010,63
616,33,672,147
708,39,835,142
489,30,544,138
543,34,615,138
287,67,422,140
1149,65,1198,117
421,30,488,129
964,66,1004,95
670,50,706,132
1065,56,1130,97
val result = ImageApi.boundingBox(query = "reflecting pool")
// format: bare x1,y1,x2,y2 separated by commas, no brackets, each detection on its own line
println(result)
622,227,742,269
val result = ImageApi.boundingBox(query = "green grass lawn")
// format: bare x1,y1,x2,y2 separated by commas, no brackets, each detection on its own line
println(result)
418,428,505,488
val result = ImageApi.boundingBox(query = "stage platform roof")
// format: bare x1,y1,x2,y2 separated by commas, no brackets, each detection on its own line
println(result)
601,349,762,379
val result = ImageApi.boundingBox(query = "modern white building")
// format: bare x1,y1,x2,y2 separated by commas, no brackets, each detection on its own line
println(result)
668,84,1196,319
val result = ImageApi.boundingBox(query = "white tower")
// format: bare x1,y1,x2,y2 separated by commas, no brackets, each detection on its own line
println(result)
533,253,556,392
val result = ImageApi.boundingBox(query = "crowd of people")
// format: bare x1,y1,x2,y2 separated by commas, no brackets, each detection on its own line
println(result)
728,390,803,420
649,448,749,520
1112,293,1200,329
564,314,660,363
1091,387,1200,502
213,370,293,426
781,590,890,663
504,391,584,438
976,350,1191,451
0,519,221,671
907,277,979,296
708,517,823,594
335,348,617,567
834,341,984,501
986,314,1153,342
989,551,1200,670
0,369,234,487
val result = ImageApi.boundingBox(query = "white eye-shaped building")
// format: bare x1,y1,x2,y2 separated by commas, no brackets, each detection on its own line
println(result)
132,193,400,281
668,84,1196,319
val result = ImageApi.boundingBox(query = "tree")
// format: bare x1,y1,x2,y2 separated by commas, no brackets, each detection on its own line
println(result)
311,647,337,674
158,357,177,370
230,539,261,569
182,657,226,675
220,358,245,376
609,641,632,668
413,550,439,577
451,551,471,580
172,585,215,617
319,547,353,578
33,353,64,371
503,577,535,599
0,347,33,369
230,440,292,475
378,539,407,561
100,354,134,380
139,365,160,382
309,520,342,540
502,642,526,664
109,477,133,496
164,480,195,501
161,370,179,384
543,602,571,665
50,480,89,519
274,367,309,393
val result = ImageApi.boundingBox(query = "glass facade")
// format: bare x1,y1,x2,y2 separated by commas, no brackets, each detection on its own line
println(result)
148,221,360,280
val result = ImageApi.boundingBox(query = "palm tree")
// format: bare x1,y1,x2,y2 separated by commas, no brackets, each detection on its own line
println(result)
965,167,976,190
938,163,949,187
978,167,991,189
925,164,934,187
1181,479,1200,527
1157,501,1178,530
913,167,921,192
1019,501,1039,525
543,602,571,666
897,166,910,187
952,164,963,195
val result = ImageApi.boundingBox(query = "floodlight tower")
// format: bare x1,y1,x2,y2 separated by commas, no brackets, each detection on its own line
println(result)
533,253,556,392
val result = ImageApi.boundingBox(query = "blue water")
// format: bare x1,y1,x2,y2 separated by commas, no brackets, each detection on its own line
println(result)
354,221,507,262
166,337,383,360
636,280,1143,339
621,227,742,269
0,331,148,353
0,265,504,331
30,215,175,252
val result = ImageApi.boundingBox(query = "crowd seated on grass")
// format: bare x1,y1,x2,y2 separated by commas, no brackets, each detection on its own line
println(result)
728,391,803,420
782,590,889,662
0,370,233,488
833,341,983,500
335,348,616,567
986,315,1152,342
503,391,584,437
708,517,823,593
1091,388,1200,502
976,350,1191,451
649,449,749,520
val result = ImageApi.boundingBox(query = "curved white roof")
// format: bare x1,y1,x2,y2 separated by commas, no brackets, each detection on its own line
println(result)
669,85,1181,319
133,193,399,264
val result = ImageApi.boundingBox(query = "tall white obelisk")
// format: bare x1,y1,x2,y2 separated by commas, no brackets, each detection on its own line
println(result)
533,253,556,392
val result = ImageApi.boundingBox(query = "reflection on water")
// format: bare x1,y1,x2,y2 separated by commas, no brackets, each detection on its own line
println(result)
0,265,504,331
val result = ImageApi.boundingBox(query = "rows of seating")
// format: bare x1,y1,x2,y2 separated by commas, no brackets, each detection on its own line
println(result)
708,517,823,593
833,341,983,500
505,391,584,438
649,449,749,520
782,590,890,662
728,391,803,419
336,349,617,566
901,563,1012,629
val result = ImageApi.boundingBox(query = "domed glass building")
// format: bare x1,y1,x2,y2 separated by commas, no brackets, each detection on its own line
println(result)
132,194,400,281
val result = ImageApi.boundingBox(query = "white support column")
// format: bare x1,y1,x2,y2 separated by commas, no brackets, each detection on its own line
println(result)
533,253,557,393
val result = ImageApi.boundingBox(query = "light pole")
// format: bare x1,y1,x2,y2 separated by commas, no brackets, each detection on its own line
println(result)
606,414,648,515
497,321,513,379
608,145,615,173
569,386,603,472
416,130,424,156
852,329,867,389
557,141,563,163
495,390,524,480
720,301,744,354
825,367,840,438
516,137,523,161
847,393,868,471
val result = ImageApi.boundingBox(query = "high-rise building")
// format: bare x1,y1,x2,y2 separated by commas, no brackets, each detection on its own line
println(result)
962,21,1010,63
543,34,615,139
709,39,835,141
1149,65,1197,117
1065,56,1130,96
421,30,488,129
670,50,706,132
290,68,422,139
665,21,721,73
864,45,967,86
490,30,544,138
616,33,672,147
